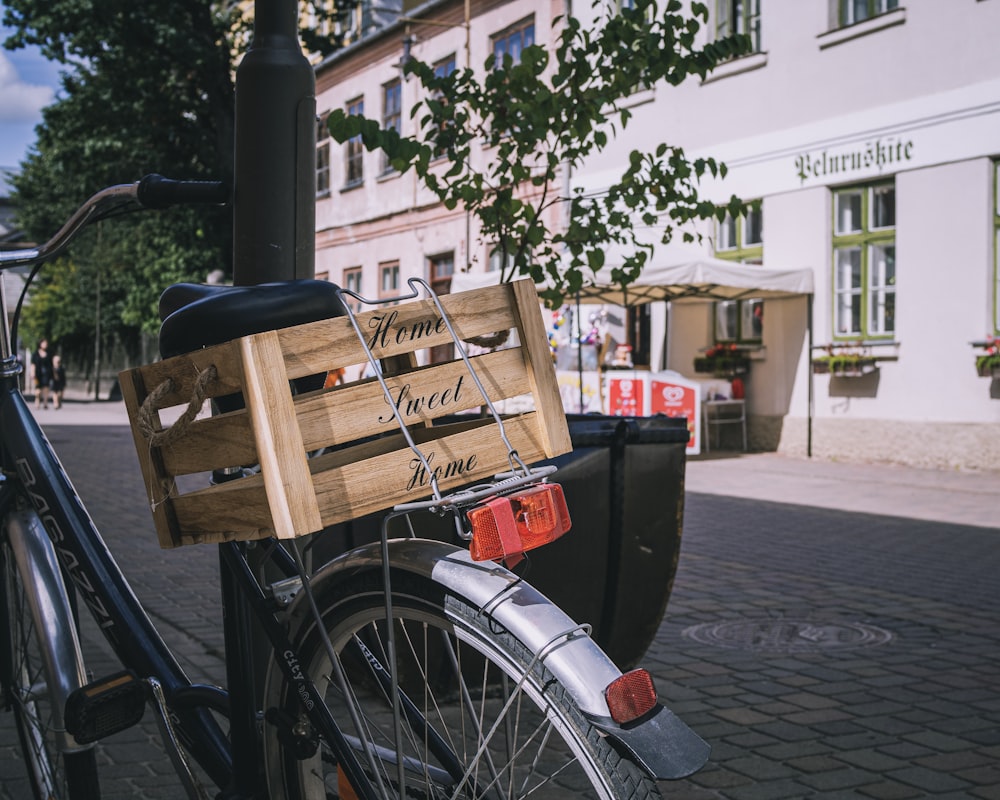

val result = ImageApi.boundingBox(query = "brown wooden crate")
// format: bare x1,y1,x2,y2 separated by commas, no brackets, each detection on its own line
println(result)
119,279,571,548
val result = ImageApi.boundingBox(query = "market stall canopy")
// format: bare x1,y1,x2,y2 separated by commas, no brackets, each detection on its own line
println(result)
450,248,814,305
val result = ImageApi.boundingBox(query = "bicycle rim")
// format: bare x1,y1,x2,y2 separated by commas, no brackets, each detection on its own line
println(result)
265,570,660,800
1,540,97,800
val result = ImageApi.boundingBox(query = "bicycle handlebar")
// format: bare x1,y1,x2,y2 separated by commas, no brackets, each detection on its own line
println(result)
137,173,229,209
0,174,228,270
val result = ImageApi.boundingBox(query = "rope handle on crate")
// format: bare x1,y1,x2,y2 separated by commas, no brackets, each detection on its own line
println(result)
137,364,217,447
463,329,509,349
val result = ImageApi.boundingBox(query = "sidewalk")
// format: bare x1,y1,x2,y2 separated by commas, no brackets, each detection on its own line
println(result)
32,396,999,529
30,397,131,426
686,452,998,531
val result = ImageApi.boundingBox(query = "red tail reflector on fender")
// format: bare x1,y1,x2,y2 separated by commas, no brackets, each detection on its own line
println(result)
605,669,658,725
467,483,572,564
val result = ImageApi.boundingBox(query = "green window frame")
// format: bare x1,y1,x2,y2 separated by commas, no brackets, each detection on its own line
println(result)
839,0,898,27
716,202,763,259
714,201,764,343
831,181,896,340
716,0,762,53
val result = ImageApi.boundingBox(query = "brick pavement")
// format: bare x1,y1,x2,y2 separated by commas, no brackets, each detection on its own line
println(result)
1,399,998,798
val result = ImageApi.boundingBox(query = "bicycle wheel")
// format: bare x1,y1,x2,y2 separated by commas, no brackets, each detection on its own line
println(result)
264,567,661,799
0,539,100,800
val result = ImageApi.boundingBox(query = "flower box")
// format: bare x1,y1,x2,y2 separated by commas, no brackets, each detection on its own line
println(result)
811,356,879,377
694,343,751,377
976,360,1000,379
974,338,1000,378
693,355,750,376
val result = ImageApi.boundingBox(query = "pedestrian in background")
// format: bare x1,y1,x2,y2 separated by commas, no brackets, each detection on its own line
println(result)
50,354,67,409
30,339,52,410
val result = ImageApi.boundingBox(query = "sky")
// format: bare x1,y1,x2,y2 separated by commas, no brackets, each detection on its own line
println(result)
0,20,60,169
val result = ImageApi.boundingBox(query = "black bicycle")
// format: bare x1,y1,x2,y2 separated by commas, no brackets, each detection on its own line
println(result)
0,175,708,799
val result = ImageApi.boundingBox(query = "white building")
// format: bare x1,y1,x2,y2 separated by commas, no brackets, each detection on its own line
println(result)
313,0,560,324
315,0,1000,470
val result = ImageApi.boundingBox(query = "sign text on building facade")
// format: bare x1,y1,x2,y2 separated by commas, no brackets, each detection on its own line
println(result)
795,136,914,185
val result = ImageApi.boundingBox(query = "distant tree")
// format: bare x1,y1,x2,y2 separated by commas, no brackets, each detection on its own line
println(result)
2,0,237,365
328,0,751,307
2,0,357,366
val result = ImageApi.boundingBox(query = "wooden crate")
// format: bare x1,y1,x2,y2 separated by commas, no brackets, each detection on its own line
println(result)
119,279,571,548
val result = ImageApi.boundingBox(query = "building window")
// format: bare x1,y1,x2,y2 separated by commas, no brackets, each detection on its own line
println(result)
316,113,331,197
714,299,764,343
434,54,456,79
429,55,457,159
428,253,455,362
345,97,364,187
429,252,454,296
488,244,517,275
839,0,898,27
379,261,400,300
714,202,764,343
342,266,363,312
491,18,534,67
716,203,763,257
832,181,896,339
381,80,401,174
716,0,762,52
618,0,654,21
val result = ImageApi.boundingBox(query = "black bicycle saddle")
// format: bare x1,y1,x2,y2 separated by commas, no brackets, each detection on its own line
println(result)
158,279,347,359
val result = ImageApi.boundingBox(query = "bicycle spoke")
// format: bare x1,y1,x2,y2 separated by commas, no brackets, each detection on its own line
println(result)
265,572,660,800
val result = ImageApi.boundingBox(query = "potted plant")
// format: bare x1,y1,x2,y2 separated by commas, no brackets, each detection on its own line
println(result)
812,343,879,377
694,343,750,377
975,337,1000,378
812,353,879,377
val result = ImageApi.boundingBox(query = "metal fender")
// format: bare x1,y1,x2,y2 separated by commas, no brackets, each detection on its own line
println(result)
297,538,710,780
4,509,91,753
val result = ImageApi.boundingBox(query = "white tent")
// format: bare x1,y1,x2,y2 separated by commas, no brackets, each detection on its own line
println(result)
449,251,818,454
449,249,814,303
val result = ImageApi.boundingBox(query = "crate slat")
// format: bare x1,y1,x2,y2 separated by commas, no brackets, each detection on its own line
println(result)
311,414,546,527
239,331,323,539
294,348,530,450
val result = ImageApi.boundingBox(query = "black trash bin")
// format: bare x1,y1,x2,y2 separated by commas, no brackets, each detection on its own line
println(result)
527,415,689,668
313,414,689,670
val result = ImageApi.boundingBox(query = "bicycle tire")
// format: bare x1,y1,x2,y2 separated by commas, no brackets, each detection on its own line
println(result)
0,539,100,800
263,567,662,799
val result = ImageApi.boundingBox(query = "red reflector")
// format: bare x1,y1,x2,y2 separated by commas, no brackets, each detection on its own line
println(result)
605,669,658,725
468,484,572,563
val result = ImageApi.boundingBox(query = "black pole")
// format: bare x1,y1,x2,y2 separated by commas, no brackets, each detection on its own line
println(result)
229,0,317,732
576,293,584,412
807,294,813,458
233,0,316,285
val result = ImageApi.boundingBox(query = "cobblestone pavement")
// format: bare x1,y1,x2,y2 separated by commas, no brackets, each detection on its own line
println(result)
1,400,998,798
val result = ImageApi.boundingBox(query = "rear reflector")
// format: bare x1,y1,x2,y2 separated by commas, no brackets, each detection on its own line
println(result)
467,483,572,564
605,669,658,725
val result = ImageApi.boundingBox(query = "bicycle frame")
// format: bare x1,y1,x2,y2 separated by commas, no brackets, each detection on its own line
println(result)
0,356,408,799
0,358,234,782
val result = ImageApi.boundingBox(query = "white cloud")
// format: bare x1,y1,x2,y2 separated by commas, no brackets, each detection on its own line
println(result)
0,51,54,122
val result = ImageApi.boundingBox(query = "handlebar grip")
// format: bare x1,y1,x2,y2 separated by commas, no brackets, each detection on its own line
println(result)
136,174,229,209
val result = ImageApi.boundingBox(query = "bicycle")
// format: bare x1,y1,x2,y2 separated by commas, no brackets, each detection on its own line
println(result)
0,175,709,799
